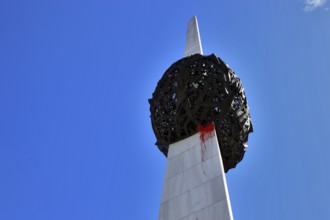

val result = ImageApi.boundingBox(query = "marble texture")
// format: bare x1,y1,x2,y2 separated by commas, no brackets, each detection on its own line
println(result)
158,129,234,220
184,16,203,57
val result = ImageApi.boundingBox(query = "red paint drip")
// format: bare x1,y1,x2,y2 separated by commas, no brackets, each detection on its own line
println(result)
197,123,215,162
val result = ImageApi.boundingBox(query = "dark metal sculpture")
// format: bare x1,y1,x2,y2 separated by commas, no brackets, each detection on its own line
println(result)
149,54,253,172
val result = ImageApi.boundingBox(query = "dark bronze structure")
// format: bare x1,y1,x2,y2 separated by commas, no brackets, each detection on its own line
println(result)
149,54,253,172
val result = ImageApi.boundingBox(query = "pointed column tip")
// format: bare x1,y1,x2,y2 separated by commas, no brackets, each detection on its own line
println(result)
184,16,203,57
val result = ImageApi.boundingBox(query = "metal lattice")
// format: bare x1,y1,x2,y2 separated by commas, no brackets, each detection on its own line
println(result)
149,54,253,172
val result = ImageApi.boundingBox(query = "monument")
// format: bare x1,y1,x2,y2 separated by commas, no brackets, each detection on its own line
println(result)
149,16,253,220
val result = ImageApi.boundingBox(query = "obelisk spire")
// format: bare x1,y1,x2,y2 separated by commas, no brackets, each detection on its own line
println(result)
157,17,235,220
184,16,203,57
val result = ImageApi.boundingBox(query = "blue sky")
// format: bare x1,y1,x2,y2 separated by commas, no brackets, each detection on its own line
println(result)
0,0,330,219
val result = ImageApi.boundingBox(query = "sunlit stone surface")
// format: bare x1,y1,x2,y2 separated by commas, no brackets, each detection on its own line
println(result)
184,16,203,57
158,130,233,220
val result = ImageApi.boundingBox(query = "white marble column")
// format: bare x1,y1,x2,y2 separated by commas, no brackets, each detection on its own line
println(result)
158,129,233,220
184,16,203,57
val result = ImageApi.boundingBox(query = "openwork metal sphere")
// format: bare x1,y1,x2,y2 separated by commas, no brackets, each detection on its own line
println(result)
149,54,253,172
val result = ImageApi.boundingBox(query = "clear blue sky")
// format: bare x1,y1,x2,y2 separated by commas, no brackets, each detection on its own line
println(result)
1,0,330,219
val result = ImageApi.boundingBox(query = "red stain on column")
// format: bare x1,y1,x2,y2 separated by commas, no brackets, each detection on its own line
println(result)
197,123,215,162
